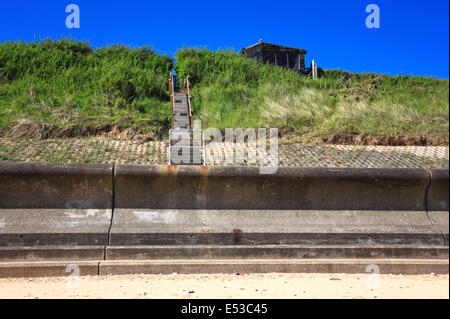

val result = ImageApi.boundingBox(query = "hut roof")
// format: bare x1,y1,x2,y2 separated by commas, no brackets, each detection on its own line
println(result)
242,40,307,55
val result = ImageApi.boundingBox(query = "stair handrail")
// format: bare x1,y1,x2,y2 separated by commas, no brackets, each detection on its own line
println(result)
169,73,175,129
185,75,193,129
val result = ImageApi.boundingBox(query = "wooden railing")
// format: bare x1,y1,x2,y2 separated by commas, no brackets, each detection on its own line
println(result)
169,73,194,129
184,75,193,129
169,74,174,129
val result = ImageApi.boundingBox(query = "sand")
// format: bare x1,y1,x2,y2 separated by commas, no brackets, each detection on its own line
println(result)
0,273,448,299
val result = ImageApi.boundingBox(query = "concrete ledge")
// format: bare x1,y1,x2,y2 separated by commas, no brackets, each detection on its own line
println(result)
0,209,112,246
99,259,449,275
114,165,429,210
0,163,113,209
106,245,449,260
0,246,105,262
0,261,99,278
2,259,447,277
109,209,445,246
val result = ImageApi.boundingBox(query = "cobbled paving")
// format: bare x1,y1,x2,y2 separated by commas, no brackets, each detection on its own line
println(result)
0,138,448,168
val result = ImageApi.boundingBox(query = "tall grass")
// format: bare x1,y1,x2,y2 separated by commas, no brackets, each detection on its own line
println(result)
0,39,173,137
175,48,449,142
1,41,448,142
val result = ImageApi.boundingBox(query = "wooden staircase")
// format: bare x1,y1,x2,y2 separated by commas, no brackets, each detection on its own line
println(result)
169,74,193,130
172,93,191,130
169,74,205,165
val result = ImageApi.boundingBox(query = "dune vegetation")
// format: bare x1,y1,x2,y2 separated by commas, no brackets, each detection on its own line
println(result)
175,48,449,144
0,39,172,139
0,40,448,144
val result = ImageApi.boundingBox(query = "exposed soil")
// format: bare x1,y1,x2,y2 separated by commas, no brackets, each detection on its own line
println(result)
321,133,449,146
1,123,448,146
0,122,156,140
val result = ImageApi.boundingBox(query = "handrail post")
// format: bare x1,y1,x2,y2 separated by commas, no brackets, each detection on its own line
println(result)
186,75,193,129
169,74,174,129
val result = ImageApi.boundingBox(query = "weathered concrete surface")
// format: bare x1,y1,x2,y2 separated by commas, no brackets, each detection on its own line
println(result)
426,169,449,244
0,261,99,278
428,169,449,211
109,209,445,246
114,165,429,210
0,163,113,209
106,245,448,260
99,259,449,275
1,258,447,277
0,163,447,277
0,209,112,246
0,246,105,262
3,244,447,262
428,211,449,232
428,211,449,245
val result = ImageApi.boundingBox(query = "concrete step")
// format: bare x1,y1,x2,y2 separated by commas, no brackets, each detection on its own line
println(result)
105,245,449,260
170,154,203,165
173,119,189,123
2,209,446,247
0,260,100,278
2,245,447,262
173,126,191,130
0,246,105,262
109,209,448,246
170,142,203,147
0,258,447,277
170,147,203,152
99,258,449,276
110,232,446,246
0,208,112,246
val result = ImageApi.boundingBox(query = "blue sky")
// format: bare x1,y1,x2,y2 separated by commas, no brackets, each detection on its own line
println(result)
0,0,448,78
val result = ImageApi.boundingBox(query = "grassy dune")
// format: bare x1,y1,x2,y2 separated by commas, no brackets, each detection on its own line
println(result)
0,39,172,139
0,40,448,144
175,48,449,144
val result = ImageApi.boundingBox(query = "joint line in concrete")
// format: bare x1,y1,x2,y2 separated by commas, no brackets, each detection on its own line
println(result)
425,169,442,232
424,169,444,243
106,164,116,248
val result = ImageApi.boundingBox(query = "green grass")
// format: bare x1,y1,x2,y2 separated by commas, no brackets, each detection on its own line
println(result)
175,48,449,142
0,39,173,138
0,40,448,143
